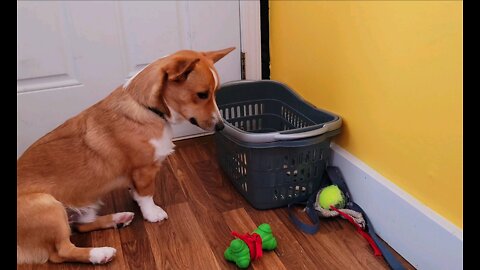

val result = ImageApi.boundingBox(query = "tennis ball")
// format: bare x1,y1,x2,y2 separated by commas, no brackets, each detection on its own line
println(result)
318,185,346,209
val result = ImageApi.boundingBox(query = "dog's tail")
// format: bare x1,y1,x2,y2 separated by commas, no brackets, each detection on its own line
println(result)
17,193,66,264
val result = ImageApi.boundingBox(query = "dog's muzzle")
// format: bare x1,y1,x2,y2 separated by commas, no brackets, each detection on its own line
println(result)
189,117,199,127
215,121,225,131
189,117,224,131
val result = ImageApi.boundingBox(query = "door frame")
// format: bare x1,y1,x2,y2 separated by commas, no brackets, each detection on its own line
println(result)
239,0,262,80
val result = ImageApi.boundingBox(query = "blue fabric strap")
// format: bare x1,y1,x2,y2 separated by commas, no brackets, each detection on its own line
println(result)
287,171,330,234
326,166,406,270
287,192,320,234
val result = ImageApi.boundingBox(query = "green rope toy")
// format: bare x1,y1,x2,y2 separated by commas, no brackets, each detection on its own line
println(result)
224,223,277,268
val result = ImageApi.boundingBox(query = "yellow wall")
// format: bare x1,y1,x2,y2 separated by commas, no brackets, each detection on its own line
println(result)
270,1,463,228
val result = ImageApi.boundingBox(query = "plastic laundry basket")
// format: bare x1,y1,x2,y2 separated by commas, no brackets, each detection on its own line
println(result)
215,80,342,209
217,80,341,143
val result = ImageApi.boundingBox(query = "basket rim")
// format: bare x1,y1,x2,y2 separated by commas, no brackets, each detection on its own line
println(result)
216,80,342,143
216,128,341,149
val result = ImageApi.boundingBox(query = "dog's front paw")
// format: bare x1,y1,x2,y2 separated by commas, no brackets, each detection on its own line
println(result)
89,247,116,264
141,205,168,223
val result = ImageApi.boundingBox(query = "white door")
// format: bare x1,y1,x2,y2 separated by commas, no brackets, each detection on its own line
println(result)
17,1,241,157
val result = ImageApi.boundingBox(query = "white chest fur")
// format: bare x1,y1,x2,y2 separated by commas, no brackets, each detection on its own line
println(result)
149,125,175,162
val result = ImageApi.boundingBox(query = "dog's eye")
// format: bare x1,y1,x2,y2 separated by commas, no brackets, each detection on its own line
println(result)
197,91,209,99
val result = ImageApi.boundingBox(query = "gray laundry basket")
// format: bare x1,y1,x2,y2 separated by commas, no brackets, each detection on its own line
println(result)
215,80,342,209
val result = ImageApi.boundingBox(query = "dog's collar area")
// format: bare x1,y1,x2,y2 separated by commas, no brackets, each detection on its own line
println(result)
147,106,166,120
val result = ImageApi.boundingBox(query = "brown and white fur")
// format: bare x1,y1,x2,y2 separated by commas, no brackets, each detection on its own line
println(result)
17,47,234,264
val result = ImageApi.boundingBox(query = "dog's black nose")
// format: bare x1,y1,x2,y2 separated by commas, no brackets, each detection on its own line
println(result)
189,117,199,127
215,122,225,131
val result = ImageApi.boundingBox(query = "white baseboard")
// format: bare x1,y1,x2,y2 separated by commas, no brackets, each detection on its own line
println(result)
329,143,463,270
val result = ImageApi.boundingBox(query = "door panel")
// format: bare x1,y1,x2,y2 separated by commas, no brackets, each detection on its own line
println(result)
17,1,241,157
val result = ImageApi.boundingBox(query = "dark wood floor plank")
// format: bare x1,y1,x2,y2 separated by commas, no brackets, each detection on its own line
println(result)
17,135,414,270
17,262,94,270
145,202,221,270
245,207,318,270
193,159,252,212
223,208,287,270
110,189,158,270
279,207,363,269
156,163,188,207
17,264,32,270
178,139,257,212
90,193,129,270
18,263,57,270
275,207,415,270
192,136,266,214
166,152,238,270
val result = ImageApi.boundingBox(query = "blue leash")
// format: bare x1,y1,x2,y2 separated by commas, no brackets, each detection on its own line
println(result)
288,166,406,270
287,171,327,235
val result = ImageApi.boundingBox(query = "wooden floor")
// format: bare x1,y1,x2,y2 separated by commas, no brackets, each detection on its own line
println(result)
18,135,414,270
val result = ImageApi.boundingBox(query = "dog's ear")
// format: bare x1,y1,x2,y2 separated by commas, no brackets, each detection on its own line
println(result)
124,65,172,118
163,56,200,82
204,47,235,63
151,56,199,117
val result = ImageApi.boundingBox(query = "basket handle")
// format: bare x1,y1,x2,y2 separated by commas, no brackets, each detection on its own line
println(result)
274,119,342,140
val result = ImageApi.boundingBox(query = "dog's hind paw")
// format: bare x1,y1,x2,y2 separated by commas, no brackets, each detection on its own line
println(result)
112,212,135,228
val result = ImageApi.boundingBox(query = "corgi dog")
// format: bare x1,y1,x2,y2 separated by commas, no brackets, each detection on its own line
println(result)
17,47,234,264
